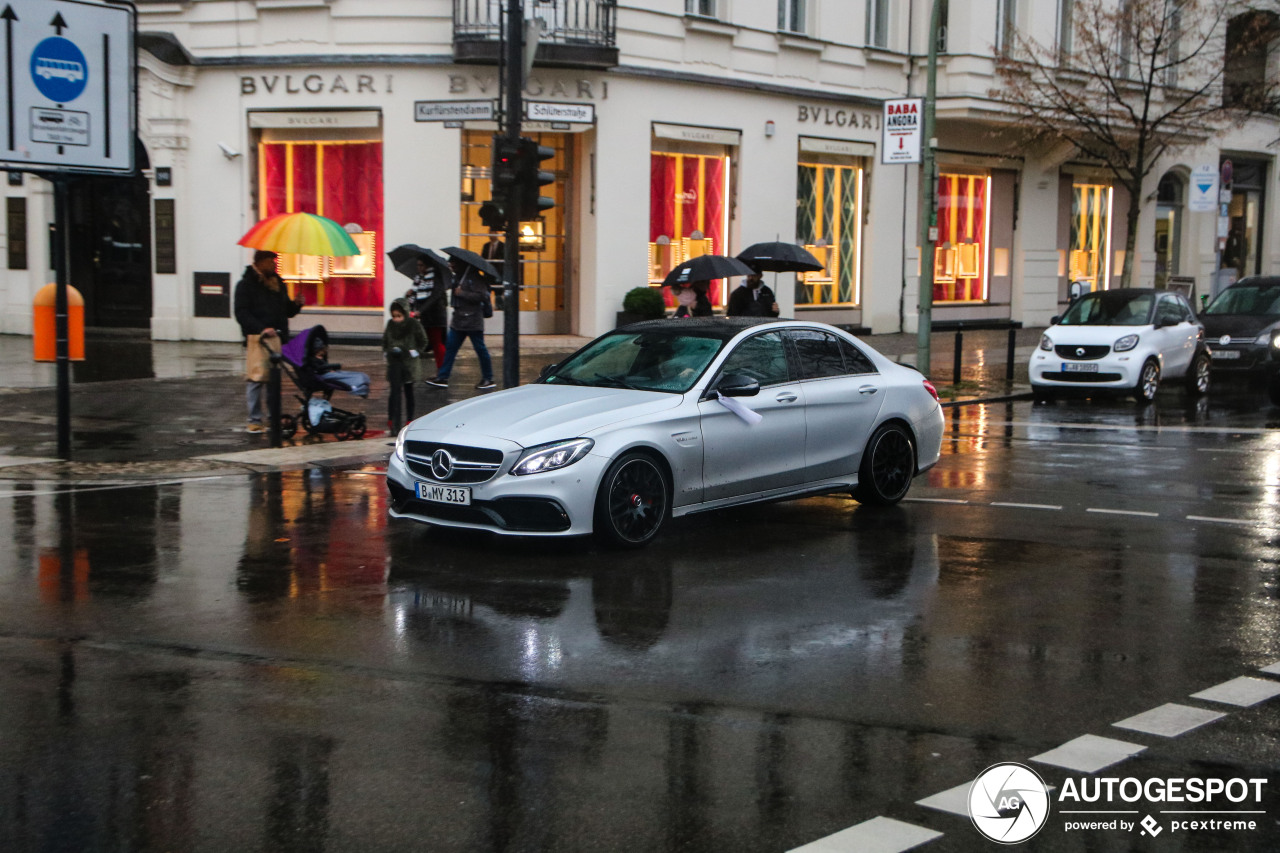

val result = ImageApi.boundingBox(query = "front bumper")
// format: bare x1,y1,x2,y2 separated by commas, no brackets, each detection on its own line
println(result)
1207,344,1278,376
1028,351,1143,388
386,450,609,536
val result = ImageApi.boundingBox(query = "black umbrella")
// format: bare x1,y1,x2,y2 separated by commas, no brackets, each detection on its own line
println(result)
736,241,824,273
442,246,500,280
662,254,755,288
388,244,450,280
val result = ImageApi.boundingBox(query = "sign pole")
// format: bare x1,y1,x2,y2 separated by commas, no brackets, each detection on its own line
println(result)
52,175,70,459
501,0,522,389
915,0,941,378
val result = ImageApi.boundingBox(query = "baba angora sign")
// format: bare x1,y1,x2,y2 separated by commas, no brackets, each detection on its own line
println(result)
881,98,922,165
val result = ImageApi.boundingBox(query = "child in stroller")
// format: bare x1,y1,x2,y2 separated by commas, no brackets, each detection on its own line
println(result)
276,325,370,440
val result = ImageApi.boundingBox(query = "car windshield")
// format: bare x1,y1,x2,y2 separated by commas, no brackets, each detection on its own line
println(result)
1203,283,1280,316
1058,292,1155,326
543,330,727,393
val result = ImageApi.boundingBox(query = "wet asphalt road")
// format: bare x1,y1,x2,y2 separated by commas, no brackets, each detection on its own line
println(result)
2,386,1280,852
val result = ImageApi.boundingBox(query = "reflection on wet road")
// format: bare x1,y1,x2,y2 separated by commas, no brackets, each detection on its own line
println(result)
1,390,1280,851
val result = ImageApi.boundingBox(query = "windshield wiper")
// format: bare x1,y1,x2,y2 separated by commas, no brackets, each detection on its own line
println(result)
547,375,586,386
593,373,640,390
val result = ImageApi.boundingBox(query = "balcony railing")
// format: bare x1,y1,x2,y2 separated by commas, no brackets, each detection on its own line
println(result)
454,0,619,69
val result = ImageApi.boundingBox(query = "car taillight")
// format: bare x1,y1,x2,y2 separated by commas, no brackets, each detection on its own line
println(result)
922,379,939,402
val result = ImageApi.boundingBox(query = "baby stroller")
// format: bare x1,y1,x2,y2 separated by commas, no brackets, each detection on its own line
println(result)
275,325,370,440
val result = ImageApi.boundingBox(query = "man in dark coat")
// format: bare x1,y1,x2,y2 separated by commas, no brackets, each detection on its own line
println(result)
234,250,303,433
727,272,780,317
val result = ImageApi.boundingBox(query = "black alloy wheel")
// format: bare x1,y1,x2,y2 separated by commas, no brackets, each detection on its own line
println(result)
854,422,916,506
1184,353,1211,396
595,452,670,548
1133,358,1161,403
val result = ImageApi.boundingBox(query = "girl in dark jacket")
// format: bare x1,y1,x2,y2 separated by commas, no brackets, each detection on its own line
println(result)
426,262,495,390
384,297,429,431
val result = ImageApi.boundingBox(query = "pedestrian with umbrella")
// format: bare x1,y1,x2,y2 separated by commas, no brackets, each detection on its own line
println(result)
733,241,823,317
233,249,303,433
426,247,497,390
663,254,755,317
236,211,361,433
389,244,450,371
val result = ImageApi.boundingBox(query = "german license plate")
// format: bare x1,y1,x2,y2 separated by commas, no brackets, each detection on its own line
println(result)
1211,350,1241,360
416,482,472,505
1062,363,1099,372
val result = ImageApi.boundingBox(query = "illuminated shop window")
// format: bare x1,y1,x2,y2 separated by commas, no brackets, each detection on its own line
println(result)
934,172,989,303
459,130,567,312
258,140,383,308
1070,182,1112,292
796,161,863,307
649,151,730,307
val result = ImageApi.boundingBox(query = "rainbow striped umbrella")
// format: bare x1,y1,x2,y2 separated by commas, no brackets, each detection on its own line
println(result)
237,212,361,256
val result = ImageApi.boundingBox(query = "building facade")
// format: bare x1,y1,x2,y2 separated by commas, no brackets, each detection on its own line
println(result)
1,0,1276,342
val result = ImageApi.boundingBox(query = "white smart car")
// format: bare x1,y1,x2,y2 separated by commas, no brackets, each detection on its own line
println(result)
387,318,945,547
1029,288,1210,402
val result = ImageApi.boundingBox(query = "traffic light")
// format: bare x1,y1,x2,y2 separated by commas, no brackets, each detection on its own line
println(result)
514,137,555,222
483,135,522,232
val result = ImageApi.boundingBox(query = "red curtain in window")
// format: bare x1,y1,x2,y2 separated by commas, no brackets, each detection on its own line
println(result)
650,153,676,242
321,143,383,307
933,174,987,302
259,141,383,308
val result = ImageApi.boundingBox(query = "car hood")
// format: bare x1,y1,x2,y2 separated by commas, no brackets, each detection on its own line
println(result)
408,384,685,447
1045,324,1150,344
1200,314,1280,340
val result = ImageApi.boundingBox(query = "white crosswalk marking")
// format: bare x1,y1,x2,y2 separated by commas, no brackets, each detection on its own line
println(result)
1191,677,1280,707
1112,703,1225,737
1030,734,1146,773
787,817,942,853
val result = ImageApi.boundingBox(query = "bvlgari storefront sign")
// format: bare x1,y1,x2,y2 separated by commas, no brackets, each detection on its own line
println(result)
249,111,381,129
240,74,394,95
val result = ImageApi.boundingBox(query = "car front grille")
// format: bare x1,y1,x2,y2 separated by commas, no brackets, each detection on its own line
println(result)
387,480,570,532
404,440,505,484
1054,344,1112,360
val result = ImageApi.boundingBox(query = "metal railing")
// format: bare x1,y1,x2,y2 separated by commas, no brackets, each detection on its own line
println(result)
454,0,616,48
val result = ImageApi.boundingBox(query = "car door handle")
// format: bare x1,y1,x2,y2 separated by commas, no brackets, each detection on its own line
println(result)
858,385,879,395
775,392,798,403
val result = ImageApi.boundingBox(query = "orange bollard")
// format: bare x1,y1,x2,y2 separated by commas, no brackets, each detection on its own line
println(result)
33,283,85,362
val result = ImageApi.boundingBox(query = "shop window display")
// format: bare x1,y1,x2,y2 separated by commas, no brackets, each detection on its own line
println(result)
258,140,383,308
1070,182,1112,292
933,173,989,302
649,152,729,307
795,161,863,307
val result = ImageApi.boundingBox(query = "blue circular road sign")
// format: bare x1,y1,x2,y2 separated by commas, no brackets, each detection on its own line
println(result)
31,37,89,103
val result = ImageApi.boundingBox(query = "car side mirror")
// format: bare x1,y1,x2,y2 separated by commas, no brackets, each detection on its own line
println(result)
714,373,760,397
539,362,558,379
1050,315,1060,325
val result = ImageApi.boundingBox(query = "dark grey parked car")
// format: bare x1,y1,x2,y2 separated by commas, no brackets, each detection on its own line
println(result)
1200,277,1280,405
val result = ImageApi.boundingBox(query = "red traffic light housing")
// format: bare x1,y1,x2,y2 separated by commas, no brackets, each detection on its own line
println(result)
514,137,555,222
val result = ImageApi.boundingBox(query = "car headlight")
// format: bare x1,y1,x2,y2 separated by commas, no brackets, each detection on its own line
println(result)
1258,332,1280,348
511,438,594,476
1039,334,1053,351
1113,334,1139,352
394,426,408,462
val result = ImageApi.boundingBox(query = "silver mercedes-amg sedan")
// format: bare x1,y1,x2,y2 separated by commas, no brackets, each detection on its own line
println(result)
387,318,944,547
